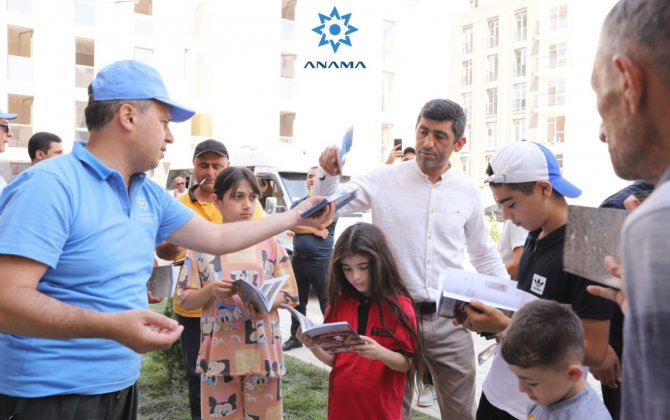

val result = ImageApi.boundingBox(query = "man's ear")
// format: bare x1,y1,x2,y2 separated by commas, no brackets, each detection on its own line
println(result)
454,136,467,152
35,150,46,161
612,54,643,114
118,103,136,130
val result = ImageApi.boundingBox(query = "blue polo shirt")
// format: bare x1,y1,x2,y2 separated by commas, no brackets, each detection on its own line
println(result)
0,142,194,397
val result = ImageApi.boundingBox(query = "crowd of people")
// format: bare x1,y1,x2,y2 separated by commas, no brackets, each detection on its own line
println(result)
0,0,668,419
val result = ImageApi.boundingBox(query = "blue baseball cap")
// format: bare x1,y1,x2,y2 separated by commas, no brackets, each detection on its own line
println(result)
484,141,582,198
91,60,195,123
0,110,17,120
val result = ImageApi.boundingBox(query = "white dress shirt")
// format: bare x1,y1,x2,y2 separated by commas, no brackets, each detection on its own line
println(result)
314,160,507,302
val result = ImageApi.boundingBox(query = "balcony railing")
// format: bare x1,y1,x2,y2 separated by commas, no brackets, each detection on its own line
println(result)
8,55,33,81
486,104,497,117
513,99,526,113
281,19,295,41
537,55,567,71
536,92,565,107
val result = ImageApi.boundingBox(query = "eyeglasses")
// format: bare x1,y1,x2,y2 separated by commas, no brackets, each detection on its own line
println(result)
0,124,9,134
175,182,185,186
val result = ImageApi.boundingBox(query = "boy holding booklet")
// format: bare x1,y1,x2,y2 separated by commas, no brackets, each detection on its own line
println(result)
297,223,421,420
177,167,298,420
457,141,613,419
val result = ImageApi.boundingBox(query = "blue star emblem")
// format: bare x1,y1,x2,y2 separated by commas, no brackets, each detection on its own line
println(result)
312,6,359,53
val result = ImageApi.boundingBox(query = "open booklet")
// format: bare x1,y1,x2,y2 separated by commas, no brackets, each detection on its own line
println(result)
299,188,359,218
436,268,537,322
235,275,289,314
563,205,627,289
280,304,364,354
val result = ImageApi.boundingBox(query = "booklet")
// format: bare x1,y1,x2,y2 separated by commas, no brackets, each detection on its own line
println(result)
336,125,354,173
299,188,359,218
235,275,289,314
147,264,174,299
563,205,628,289
281,304,364,354
436,268,537,321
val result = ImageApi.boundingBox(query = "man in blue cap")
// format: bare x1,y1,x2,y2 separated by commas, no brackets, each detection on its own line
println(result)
0,108,18,193
0,60,332,419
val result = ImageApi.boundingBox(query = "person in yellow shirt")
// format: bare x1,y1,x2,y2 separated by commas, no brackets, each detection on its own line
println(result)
156,139,264,420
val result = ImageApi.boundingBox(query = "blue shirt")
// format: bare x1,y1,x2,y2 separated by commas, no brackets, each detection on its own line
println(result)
0,142,194,397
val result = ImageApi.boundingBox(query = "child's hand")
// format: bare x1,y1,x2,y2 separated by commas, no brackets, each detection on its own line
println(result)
458,300,510,333
350,336,385,361
243,301,265,322
296,327,318,350
209,279,237,300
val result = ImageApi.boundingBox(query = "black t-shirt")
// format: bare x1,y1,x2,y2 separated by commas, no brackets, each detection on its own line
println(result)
516,225,614,320
291,196,336,259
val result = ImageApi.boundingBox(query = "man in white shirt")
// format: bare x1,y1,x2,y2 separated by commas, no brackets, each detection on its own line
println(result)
0,109,18,193
314,99,507,420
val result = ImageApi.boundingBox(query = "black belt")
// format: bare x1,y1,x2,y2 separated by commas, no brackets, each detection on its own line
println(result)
417,301,436,314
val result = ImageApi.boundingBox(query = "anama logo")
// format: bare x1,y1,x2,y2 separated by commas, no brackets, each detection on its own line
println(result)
312,6,359,53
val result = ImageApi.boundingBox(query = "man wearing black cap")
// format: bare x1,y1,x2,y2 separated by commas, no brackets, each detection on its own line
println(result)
157,138,265,420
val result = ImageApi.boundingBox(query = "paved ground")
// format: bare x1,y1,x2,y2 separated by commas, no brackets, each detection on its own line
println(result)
279,294,604,419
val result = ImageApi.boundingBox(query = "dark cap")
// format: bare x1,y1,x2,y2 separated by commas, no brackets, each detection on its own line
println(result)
193,139,229,159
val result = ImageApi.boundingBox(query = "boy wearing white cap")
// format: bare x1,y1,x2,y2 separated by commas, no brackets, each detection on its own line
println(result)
457,141,613,420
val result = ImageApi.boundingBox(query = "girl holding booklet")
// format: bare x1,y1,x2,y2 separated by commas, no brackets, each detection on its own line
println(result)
177,167,298,420
297,223,422,420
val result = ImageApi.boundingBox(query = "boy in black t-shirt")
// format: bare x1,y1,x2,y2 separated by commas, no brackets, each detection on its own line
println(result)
457,141,613,420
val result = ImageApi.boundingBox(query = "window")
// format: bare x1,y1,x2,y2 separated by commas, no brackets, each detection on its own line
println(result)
486,122,497,150
8,26,32,57
280,111,295,143
75,101,89,142
134,47,154,65
382,72,394,112
515,9,527,41
462,25,473,55
548,42,567,68
461,157,470,175
382,20,395,62
547,79,566,106
514,48,526,77
462,60,472,87
134,0,152,15
487,54,498,82
555,153,564,170
549,4,568,30
75,0,95,26
7,94,33,148
513,83,525,113
281,0,296,20
547,116,565,143
75,38,94,88
462,93,472,120
469,0,479,8
486,88,497,117
191,113,212,137
513,118,526,142
487,18,499,48
281,54,296,78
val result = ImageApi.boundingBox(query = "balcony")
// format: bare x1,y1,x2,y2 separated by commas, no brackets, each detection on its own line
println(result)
513,99,526,113
536,55,567,72
281,19,295,41
280,77,295,101
536,92,565,108
75,65,94,89
486,104,497,117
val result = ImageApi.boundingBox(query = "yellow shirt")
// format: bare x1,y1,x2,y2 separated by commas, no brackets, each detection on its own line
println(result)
172,188,265,317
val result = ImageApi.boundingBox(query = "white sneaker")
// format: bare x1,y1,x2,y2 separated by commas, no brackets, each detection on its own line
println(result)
417,384,436,407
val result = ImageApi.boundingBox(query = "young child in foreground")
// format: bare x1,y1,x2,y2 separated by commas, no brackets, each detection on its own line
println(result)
297,223,421,420
500,299,612,420
178,167,298,420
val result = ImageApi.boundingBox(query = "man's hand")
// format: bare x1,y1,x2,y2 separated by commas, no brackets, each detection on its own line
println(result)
587,256,628,315
590,345,621,388
457,300,510,333
318,146,341,176
293,197,336,228
109,309,183,354
385,144,403,164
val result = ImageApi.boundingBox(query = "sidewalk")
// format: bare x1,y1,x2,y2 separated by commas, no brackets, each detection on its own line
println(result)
279,294,603,419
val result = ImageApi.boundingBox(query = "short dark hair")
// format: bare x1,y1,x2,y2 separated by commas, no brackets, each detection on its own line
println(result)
500,300,584,371
84,84,151,132
485,164,537,195
403,146,416,155
28,132,62,161
213,167,261,201
415,99,467,141
602,0,670,90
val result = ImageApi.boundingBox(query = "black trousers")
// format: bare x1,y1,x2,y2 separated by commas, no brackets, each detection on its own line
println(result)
289,257,330,337
0,384,137,420
476,392,517,420
176,314,202,420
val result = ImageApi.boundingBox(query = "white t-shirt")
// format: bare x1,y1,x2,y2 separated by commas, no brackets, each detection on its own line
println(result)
497,220,528,265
